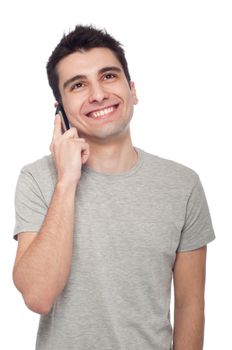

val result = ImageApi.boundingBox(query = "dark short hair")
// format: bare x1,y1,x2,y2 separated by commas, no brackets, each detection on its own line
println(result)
46,25,131,102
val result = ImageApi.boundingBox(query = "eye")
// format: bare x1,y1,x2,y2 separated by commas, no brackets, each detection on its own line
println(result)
103,73,117,80
70,82,85,90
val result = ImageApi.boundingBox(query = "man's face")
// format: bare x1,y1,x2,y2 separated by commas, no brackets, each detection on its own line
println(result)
56,48,138,142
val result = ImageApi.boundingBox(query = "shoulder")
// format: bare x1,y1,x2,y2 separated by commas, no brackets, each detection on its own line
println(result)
138,148,200,191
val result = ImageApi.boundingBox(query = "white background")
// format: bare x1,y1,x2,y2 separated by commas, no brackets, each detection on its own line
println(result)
0,0,231,349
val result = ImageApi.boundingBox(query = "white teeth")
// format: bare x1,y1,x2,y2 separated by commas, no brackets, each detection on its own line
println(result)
90,106,114,118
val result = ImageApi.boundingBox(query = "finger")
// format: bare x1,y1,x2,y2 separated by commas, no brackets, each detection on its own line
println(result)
52,115,62,140
80,143,90,164
62,127,79,139
75,138,86,142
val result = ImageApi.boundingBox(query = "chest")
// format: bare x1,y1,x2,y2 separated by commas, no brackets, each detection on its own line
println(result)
73,179,187,272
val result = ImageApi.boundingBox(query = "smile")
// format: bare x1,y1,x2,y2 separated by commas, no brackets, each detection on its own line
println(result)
86,104,119,119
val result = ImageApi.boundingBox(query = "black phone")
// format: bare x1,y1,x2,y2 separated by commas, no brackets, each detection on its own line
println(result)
55,104,70,133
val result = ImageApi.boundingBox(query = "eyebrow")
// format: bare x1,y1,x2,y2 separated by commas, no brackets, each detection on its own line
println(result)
63,66,122,90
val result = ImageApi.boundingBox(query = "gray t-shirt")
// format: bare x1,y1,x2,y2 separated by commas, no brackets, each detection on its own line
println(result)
13,147,215,350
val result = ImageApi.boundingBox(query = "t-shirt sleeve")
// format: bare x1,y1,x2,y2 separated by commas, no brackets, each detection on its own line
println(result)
13,167,48,240
177,176,215,252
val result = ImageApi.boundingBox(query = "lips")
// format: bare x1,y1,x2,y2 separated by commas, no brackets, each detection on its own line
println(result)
85,104,119,119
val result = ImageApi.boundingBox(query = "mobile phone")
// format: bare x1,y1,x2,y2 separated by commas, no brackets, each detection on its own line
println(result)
55,104,70,133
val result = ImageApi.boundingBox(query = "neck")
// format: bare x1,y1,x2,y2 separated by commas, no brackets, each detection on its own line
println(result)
85,132,138,174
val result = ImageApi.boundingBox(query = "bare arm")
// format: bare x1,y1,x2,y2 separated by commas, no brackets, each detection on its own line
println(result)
173,246,207,350
13,116,90,315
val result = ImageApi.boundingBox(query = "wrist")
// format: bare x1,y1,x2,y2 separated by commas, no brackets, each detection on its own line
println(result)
55,179,79,194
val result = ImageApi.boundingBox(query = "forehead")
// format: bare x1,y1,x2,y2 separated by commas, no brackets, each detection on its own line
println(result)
56,47,122,81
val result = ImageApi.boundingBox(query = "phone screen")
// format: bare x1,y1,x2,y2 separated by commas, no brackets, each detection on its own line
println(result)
55,104,70,132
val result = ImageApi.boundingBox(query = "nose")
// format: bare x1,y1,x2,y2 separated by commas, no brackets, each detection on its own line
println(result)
88,82,109,103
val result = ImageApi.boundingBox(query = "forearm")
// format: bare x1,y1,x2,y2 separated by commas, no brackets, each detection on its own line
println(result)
173,304,205,350
13,181,76,313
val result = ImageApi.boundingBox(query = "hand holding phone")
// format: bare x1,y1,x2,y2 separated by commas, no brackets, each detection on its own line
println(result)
50,104,90,185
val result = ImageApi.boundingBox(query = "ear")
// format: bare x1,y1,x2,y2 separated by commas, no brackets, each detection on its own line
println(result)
130,81,138,105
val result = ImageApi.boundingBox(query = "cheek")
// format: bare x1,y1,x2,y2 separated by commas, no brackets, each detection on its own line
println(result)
63,97,81,118
63,91,89,117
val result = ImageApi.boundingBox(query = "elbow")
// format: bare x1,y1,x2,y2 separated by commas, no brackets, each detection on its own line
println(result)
13,279,52,315
12,269,57,315
23,294,54,315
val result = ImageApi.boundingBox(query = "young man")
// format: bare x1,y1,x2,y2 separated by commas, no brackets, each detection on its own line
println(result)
12,25,215,350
